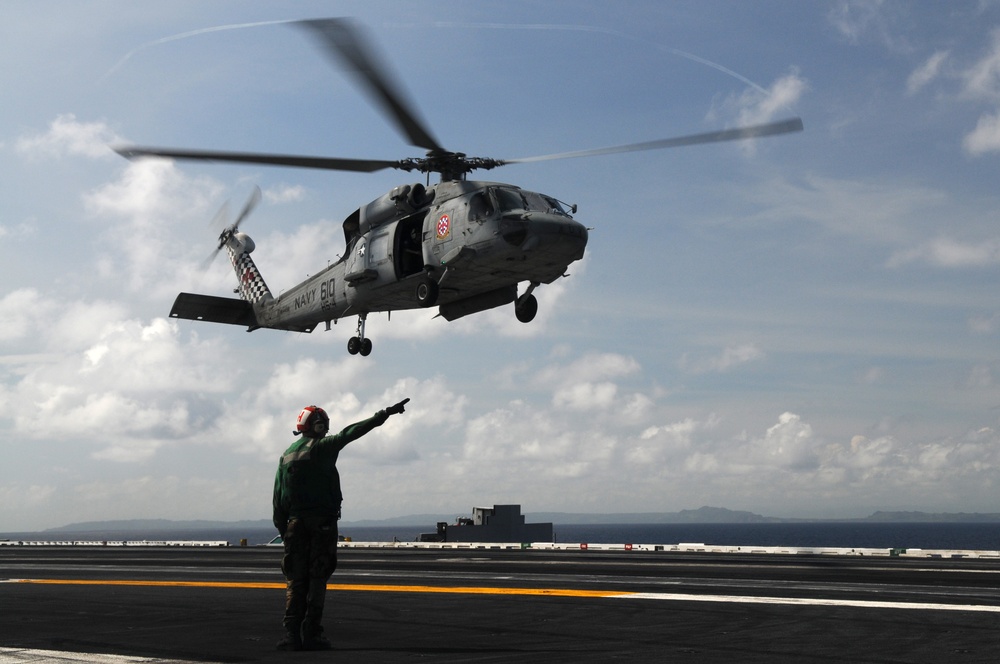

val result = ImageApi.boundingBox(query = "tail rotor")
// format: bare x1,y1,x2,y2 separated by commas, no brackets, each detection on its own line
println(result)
202,186,262,270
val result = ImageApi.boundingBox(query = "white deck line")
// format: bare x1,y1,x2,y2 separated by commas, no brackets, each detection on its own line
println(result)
608,591,1000,613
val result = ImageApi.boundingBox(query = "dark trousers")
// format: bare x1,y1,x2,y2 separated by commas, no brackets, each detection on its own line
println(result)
281,515,339,637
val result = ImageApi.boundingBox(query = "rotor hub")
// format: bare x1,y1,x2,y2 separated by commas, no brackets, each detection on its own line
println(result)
395,151,505,181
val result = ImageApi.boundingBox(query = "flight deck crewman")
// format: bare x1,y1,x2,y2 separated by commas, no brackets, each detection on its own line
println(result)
272,397,410,651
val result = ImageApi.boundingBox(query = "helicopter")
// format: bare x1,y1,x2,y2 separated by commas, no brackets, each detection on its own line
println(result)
115,18,802,357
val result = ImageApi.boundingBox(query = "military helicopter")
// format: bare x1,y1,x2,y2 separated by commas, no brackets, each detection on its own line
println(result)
115,18,802,356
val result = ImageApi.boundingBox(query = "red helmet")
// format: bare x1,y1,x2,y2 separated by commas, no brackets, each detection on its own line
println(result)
295,405,329,436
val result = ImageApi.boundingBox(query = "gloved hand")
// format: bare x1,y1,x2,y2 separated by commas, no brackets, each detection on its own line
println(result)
386,398,410,415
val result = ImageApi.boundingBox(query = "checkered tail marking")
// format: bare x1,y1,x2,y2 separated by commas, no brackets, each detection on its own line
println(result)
227,247,272,303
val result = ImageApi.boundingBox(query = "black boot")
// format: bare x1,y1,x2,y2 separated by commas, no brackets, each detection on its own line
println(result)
276,628,302,651
301,623,332,651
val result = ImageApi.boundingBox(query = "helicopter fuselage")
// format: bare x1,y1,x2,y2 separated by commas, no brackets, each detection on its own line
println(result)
244,179,587,337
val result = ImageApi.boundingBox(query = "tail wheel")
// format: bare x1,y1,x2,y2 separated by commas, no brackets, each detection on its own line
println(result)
515,293,538,323
416,278,439,307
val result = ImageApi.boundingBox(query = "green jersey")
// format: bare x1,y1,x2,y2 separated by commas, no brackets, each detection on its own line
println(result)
272,410,389,532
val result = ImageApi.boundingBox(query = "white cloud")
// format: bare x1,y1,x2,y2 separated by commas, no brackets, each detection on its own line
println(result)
959,29,1000,155
534,351,640,387
0,293,238,462
965,364,994,389
749,412,818,470
0,220,36,241
553,381,618,411
827,0,907,52
907,50,949,94
888,236,1000,268
680,343,764,375
526,351,644,412
15,113,120,158
0,484,56,513
961,28,1000,101
629,417,706,466
263,184,307,204
962,110,1000,155
84,159,224,298
15,114,122,160
67,471,271,522
710,71,808,156
461,400,617,481
858,366,885,385
742,173,950,247
735,71,808,128
0,288,56,342
968,312,1000,335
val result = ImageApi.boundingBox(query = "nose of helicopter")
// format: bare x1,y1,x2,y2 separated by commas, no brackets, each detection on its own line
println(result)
500,213,588,260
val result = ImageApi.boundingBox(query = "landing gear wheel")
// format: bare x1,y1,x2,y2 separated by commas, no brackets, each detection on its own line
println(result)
348,336,362,355
416,278,439,307
515,293,538,323
348,314,371,357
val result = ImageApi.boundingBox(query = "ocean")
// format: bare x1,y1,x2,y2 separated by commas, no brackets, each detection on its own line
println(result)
5,522,1000,550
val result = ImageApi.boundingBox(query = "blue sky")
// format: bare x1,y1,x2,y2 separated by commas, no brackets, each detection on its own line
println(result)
2,1,1000,531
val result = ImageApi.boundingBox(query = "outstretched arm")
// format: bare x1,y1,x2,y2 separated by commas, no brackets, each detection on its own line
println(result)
328,398,411,450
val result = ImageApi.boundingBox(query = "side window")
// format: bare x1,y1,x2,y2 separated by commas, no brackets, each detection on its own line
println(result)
468,191,494,221
370,232,389,264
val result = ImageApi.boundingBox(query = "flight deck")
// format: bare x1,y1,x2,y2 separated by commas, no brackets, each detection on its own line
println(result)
1,545,998,663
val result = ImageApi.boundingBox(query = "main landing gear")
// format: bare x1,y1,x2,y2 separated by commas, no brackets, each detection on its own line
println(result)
515,282,539,323
348,313,373,356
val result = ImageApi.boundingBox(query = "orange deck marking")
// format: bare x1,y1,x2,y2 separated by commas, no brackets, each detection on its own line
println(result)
13,578,630,598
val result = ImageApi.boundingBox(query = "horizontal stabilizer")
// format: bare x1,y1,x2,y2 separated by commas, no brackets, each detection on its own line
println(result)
170,293,258,328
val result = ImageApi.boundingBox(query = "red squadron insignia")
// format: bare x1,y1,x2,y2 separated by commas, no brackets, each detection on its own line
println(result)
436,213,451,240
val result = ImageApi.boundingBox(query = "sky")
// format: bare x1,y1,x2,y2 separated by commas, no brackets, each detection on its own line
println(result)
2,0,1000,531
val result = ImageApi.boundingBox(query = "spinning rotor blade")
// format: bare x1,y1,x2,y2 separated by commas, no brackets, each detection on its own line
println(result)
232,185,261,231
200,186,261,271
113,18,804,182
296,18,445,153
504,117,804,165
114,146,400,173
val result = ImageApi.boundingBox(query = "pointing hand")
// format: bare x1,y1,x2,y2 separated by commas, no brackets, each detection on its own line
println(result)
386,398,410,416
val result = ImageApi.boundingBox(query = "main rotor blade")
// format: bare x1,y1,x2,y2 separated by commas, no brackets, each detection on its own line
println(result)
504,117,804,164
114,146,400,173
297,18,445,153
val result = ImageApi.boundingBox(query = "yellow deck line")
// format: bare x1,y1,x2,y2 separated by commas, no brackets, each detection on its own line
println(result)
12,578,628,598
10,578,1000,613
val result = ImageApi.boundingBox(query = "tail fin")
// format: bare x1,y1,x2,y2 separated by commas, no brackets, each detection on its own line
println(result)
226,234,273,303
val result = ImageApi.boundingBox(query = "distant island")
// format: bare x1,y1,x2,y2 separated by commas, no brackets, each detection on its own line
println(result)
36,506,1000,533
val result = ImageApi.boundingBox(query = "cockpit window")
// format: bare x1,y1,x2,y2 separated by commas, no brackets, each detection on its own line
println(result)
493,187,526,212
523,192,569,215
492,187,569,216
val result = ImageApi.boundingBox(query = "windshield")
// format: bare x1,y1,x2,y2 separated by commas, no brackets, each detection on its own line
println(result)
493,187,525,213
493,188,569,216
